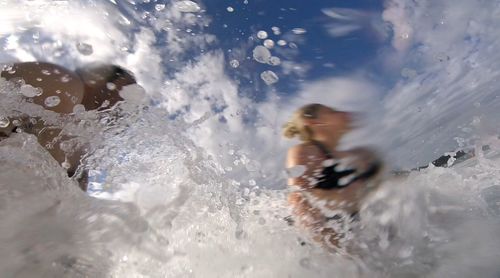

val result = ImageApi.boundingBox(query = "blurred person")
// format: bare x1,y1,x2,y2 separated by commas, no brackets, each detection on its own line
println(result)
0,61,137,191
283,103,383,251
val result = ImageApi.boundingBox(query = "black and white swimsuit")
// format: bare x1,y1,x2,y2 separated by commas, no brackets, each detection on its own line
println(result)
311,140,381,190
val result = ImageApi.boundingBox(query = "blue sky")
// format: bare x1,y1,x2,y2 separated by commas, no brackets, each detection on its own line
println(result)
203,0,387,98
133,0,389,100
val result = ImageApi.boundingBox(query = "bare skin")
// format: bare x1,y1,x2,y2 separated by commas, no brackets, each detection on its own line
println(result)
1,62,136,191
286,106,382,249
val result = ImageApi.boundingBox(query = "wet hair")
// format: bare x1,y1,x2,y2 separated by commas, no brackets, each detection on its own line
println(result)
282,103,327,141
75,64,136,86
75,64,136,110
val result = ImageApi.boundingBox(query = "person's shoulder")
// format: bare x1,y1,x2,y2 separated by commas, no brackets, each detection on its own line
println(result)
287,142,320,164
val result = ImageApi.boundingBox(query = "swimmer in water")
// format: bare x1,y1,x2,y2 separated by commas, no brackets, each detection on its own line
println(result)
283,103,383,251
0,61,137,191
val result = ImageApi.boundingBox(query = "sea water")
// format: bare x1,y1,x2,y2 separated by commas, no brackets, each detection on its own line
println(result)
1,0,500,277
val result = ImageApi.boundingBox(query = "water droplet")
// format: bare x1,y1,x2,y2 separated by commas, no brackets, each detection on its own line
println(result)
257,30,268,40
36,77,42,82
263,39,275,49
229,60,240,68
73,104,86,114
252,45,271,64
249,179,256,186
260,70,279,85
155,4,165,11
2,64,13,73
41,69,51,75
61,161,71,170
243,0,248,4
44,96,61,107
277,40,287,46
76,42,93,56
227,6,234,12
299,258,311,269
271,26,281,35
175,1,201,13
268,56,281,66
0,117,10,128
61,75,71,83
292,28,307,35
20,84,42,97
106,82,117,90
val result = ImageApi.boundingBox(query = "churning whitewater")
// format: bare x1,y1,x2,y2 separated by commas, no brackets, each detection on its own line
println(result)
1,0,500,277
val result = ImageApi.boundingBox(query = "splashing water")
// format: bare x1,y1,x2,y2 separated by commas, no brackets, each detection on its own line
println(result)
1,0,500,277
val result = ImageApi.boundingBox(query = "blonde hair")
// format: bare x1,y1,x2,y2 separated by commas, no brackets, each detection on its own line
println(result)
282,103,326,141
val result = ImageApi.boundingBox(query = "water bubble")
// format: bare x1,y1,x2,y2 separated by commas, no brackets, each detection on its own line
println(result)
243,0,248,4
73,104,86,114
36,77,42,82
252,45,271,64
263,39,275,49
260,70,279,85
268,56,281,66
20,84,42,97
292,28,307,35
106,82,117,90
249,179,256,186
227,6,234,12
229,60,240,68
44,96,61,107
0,117,10,128
289,42,298,49
175,1,201,13
436,53,450,62
41,69,51,75
155,4,165,11
257,30,268,40
76,42,93,56
277,39,287,46
271,26,281,35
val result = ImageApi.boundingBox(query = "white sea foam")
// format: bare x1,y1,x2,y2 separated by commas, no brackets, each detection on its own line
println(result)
1,0,500,277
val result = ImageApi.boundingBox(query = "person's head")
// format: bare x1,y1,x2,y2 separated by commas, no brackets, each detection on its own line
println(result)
75,64,136,111
1,62,84,114
282,103,352,142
